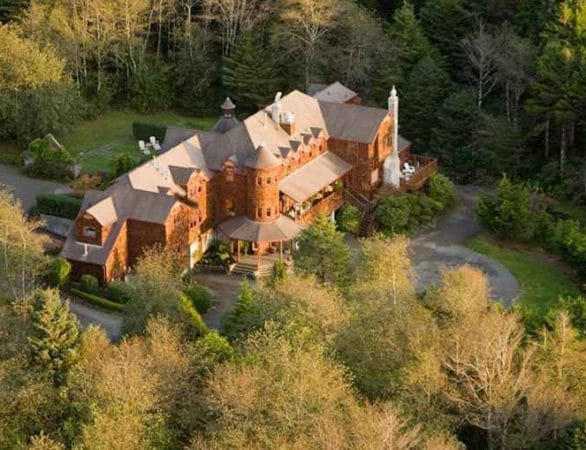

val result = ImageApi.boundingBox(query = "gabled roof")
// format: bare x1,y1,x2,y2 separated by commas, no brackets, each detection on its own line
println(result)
85,197,117,226
313,82,358,104
319,101,389,144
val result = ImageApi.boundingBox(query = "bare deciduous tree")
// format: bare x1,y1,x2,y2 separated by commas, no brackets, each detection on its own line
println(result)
462,21,500,108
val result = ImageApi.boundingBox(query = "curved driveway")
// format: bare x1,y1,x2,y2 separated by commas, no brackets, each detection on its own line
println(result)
410,185,519,305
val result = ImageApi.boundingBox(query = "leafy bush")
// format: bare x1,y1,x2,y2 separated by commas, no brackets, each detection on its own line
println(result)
184,284,214,314
376,192,443,236
36,193,82,219
70,288,124,312
111,153,140,178
179,293,208,337
105,281,135,304
476,175,534,240
427,173,455,207
200,239,232,268
336,205,361,233
24,136,75,180
132,122,167,142
550,220,586,276
80,274,99,294
48,258,71,288
271,259,288,284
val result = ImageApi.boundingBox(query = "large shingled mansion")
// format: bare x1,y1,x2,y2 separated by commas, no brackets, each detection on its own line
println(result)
62,82,438,283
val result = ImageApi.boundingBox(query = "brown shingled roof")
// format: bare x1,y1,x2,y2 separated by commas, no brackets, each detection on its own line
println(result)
313,81,358,104
319,101,389,144
218,215,303,242
246,144,281,169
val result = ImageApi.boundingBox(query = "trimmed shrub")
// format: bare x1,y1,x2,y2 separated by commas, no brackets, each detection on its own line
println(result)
271,259,288,284
427,173,455,207
550,220,586,276
105,281,135,304
36,193,82,220
476,175,533,240
80,274,99,294
184,284,214,314
48,257,71,288
337,205,361,233
132,121,167,142
70,288,124,312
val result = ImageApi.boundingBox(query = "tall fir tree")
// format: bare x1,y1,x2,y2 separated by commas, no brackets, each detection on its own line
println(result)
293,214,352,288
420,0,471,74
430,89,485,182
388,1,443,73
401,56,452,149
222,28,277,111
27,289,80,386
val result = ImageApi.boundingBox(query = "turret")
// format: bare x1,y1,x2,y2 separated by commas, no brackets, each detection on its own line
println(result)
245,144,282,222
212,97,240,134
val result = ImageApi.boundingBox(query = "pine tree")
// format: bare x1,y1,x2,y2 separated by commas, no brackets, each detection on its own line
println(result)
27,289,80,386
430,89,484,182
221,281,260,341
293,214,352,288
401,56,452,148
222,28,277,111
388,1,443,72
420,0,471,73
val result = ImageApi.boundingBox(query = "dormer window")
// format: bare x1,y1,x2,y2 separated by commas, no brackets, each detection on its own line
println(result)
84,227,97,238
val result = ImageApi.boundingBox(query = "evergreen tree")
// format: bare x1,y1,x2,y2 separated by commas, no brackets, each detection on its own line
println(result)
401,56,452,148
27,289,80,386
420,0,471,73
388,1,443,72
430,89,484,182
293,214,352,288
222,28,277,111
221,281,260,342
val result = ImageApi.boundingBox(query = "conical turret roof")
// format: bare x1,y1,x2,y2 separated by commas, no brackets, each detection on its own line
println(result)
245,144,281,169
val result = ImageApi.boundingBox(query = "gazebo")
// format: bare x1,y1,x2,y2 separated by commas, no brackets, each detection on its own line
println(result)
218,215,303,267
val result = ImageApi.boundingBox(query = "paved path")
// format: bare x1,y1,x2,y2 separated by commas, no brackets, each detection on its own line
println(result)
410,185,520,305
68,297,123,341
195,272,249,330
0,163,67,212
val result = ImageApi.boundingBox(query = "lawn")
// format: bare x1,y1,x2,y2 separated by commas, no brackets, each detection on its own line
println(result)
62,110,216,173
467,235,581,319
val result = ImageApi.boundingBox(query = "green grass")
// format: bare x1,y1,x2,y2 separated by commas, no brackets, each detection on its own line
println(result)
62,110,216,173
467,235,581,319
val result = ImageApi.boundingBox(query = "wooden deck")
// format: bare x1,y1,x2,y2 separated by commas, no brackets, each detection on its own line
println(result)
400,154,438,192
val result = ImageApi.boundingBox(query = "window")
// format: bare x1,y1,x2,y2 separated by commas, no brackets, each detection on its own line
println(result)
226,199,235,213
257,208,262,218
266,177,271,184
84,226,97,238
225,166,234,182
257,177,262,186
198,185,202,193
267,207,272,217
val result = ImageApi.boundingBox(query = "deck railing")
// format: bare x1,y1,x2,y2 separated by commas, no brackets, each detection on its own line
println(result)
401,154,438,191
296,190,344,224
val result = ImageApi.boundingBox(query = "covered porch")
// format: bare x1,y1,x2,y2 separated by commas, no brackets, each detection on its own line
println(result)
217,215,303,276
400,154,438,192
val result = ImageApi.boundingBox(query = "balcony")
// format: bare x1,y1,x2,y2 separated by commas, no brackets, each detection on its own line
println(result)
400,154,438,192
286,189,344,225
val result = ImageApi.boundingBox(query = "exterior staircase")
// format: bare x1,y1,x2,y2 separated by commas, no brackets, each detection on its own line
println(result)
231,261,273,278
344,187,378,238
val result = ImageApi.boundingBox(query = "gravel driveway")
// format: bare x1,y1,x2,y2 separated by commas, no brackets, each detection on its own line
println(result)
410,185,520,305
0,163,67,212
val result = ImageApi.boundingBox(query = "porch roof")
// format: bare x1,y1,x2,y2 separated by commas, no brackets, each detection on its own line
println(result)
218,215,303,243
279,151,352,203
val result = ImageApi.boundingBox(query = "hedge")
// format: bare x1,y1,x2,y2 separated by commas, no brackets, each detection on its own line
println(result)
70,288,125,312
37,193,82,220
132,122,167,142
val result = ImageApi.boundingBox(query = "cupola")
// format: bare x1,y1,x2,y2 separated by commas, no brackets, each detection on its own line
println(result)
212,97,240,134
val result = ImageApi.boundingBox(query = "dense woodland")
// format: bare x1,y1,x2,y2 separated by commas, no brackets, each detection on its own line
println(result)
1,0,586,201
2,1,586,449
1,190,585,449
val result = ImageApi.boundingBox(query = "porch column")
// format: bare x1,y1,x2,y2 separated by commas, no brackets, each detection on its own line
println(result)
279,241,283,260
257,243,261,267
237,240,241,262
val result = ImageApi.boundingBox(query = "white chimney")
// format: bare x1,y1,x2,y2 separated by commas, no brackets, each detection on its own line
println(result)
83,243,88,256
272,92,283,125
384,86,401,189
